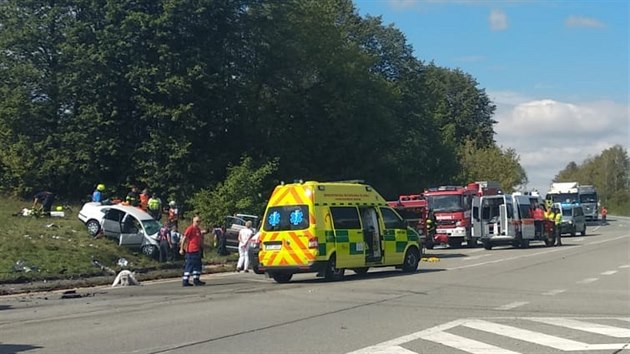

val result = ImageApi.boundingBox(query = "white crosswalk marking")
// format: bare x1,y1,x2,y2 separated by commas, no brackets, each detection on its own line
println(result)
346,317,630,354
418,330,520,354
463,319,628,351
526,317,630,338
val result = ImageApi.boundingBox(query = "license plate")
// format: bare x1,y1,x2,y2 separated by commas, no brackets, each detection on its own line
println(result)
266,244,281,250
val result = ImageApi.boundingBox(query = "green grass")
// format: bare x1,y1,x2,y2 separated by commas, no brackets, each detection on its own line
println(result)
0,196,237,283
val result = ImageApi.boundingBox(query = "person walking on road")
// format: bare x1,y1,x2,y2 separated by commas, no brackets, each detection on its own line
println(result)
236,220,254,272
601,206,608,225
180,216,207,286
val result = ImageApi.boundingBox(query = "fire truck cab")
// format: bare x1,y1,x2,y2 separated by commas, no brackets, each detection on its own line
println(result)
424,181,499,248
387,194,428,244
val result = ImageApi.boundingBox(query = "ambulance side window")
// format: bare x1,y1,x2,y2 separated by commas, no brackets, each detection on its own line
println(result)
379,207,405,229
330,207,361,229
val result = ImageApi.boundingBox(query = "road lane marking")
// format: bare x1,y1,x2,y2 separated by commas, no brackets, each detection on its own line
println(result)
446,235,629,271
462,319,628,351
601,270,618,275
411,330,520,354
542,289,566,296
588,235,628,245
495,302,528,311
526,317,630,338
619,265,630,269
461,254,492,261
577,278,599,284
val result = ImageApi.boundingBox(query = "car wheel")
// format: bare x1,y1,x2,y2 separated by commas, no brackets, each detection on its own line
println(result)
324,254,345,281
401,247,420,273
483,240,492,250
86,219,101,237
581,225,586,236
271,273,293,283
141,245,158,259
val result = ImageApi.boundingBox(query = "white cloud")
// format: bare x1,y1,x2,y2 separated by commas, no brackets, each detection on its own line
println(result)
565,15,606,29
489,9,508,31
490,92,629,194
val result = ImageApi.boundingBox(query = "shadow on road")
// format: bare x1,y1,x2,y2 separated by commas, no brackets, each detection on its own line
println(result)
0,344,43,353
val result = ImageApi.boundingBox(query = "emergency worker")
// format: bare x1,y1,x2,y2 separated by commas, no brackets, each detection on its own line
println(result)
167,200,179,228
92,184,106,203
426,210,437,245
126,186,140,207
148,194,162,220
553,207,563,246
601,206,607,225
532,204,545,237
139,188,150,211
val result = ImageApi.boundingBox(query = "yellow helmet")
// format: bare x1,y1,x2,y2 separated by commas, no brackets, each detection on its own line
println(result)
56,206,63,211
97,184,105,191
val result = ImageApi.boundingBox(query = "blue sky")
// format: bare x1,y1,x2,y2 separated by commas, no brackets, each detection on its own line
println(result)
354,0,629,195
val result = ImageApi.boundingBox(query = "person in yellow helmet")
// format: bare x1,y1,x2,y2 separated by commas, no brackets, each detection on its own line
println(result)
92,184,106,203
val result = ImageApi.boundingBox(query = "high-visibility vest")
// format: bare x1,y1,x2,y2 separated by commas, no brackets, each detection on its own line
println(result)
554,212,562,225
148,198,160,211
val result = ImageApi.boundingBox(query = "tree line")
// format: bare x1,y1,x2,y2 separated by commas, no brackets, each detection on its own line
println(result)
0,0,527,219
554,145,630,214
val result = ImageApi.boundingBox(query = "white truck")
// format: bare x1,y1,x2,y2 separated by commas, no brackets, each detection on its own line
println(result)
545,182,579,204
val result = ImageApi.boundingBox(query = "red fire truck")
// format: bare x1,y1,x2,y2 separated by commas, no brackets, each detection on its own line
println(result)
387,194,429,244
424,181,500,248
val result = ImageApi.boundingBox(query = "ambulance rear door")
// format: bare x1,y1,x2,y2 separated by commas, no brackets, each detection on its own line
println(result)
471,196,482,238
500,195,517,237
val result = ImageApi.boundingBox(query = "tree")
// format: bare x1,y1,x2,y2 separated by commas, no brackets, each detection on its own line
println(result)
458,139,528,192
189,156,278,227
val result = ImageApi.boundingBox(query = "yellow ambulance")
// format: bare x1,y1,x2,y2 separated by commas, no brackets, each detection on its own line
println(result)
258,181,421,283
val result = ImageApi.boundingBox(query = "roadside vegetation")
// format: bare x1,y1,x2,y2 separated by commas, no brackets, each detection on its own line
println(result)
0,197,236,284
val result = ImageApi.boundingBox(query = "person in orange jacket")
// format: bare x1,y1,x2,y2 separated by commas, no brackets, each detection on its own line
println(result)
601,206,608,225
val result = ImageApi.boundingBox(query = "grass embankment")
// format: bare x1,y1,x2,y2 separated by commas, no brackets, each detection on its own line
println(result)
0,197,236,286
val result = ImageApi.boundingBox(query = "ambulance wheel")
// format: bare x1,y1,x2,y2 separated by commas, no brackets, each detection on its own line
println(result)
483,240,492,250
324,254,345,281
271,273,293,283
401,247,420,273
353,267,369,276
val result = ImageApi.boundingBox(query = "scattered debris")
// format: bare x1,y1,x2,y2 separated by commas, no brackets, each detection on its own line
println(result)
13,260,39,273
117,258,129,267
111,270,140,287
91,259,116,275
61,290,82,299
421,257,440,263
45,223,58,228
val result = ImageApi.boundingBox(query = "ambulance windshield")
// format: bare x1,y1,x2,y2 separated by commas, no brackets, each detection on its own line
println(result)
263,205,310,231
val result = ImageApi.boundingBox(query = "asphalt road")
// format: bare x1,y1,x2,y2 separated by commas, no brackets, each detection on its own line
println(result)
1,217,629,354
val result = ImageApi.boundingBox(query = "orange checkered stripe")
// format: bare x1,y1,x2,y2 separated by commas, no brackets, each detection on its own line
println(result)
259,185,318,267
